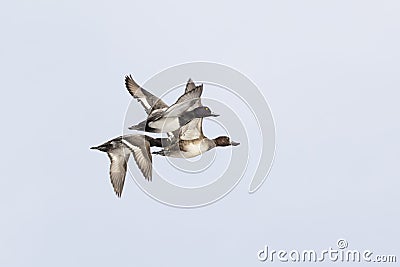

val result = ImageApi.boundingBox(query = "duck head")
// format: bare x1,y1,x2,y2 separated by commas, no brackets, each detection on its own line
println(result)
90,139,117,152
213,136,240,147
193,106,219,118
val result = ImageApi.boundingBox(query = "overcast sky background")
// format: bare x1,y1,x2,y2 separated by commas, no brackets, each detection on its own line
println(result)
1,1,399,266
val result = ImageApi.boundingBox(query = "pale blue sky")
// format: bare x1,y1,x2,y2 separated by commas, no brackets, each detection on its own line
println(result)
0,1,399,266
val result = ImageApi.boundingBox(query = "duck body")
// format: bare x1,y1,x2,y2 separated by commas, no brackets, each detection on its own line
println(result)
147,116,182,133
129,106,217,133
155,138,216,158
153,135,239,159
125,75,218,134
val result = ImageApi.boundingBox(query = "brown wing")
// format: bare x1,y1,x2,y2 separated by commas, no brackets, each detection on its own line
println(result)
107,149,130,197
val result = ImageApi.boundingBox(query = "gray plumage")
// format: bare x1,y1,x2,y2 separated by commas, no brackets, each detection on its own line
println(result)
125,76,218,133
91,135,166,197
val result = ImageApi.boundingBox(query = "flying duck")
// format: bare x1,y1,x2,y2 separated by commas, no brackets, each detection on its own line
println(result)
152,84,240,158
125,75,219,134
90,134,169,197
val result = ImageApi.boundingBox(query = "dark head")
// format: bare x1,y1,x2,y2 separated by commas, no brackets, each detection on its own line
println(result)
213,136,240,147
193,106,219,118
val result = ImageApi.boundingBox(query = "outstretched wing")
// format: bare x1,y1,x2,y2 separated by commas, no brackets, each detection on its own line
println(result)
121,137,153,181
125,75,169,114
164,84,203,117
179,118,204,140
185,78,196,93
178,80,204,140
107,148,130,197
167,79,201,141
174,84,203,106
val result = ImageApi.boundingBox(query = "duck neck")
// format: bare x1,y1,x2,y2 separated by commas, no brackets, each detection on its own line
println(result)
179,110,197,124
212,138,219,146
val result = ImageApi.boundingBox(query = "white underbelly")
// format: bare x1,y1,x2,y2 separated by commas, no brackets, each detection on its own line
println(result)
149,118,180,132
175,141,210,158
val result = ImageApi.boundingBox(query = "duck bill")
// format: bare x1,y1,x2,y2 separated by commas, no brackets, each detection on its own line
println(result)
231,141,240,146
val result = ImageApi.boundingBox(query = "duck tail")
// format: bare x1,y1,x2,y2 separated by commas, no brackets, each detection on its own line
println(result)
152,150,165,156
128,121,146,131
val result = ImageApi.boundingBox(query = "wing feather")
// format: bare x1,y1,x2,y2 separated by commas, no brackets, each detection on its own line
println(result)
178,80,204,140
164,85,203,117
179,118,203,140
125,75,168,114
121,138,152,181
107,149,130,197
185,78,196,93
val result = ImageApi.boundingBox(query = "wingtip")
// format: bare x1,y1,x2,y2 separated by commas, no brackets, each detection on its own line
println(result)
124,74,132,85
125,74,141,95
